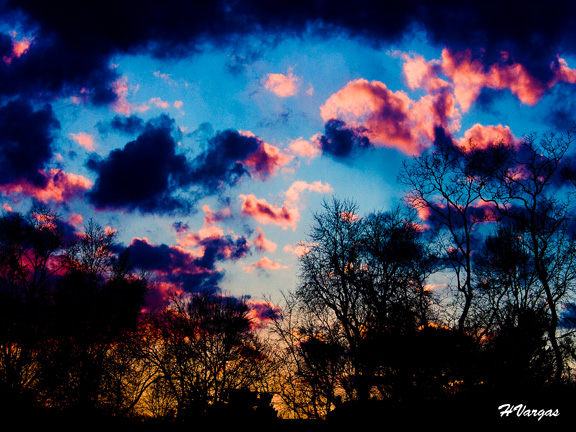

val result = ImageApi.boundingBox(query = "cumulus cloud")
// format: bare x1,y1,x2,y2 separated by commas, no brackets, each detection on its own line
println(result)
96,115,146,136
86,114,191,214
320,78,459,156
315,119,372,159
0,99,60,188
457,123,521,151
242,139,294,180
283,241,312,257
400,48,576,115
289,137,322,160
175,204,230,248
187,129,261,193
246,299,282,328
70,132,96,151
252,226,277,252
239,180,332,230
243,256,288,273
126,233,249,298
4,1,576,110
239,194,298,230
264,70,300,97
189,129,293,193
0,169,92,204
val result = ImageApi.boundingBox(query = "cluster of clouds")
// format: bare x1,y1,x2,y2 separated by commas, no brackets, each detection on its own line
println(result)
3,1,576,321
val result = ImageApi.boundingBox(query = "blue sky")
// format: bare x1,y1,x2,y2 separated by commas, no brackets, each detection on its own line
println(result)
2,1,576,319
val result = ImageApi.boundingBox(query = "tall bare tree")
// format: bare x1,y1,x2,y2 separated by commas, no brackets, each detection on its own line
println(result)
479,129,576,382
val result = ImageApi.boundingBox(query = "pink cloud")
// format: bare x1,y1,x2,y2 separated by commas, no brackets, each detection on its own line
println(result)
242,140,294,180
176,204,230,248
69,213,84,228
2,34,32,65
70,132,96,151
149,97,170,109
239,180,332,230
440,49,547,111
458,124,521,151
284,180,333,205
320,78,459,155
253,226,277,252
0,169,93,203
283,241,312,257
111,77,150,115
400,52,449,92
289,137,322,160
246,299,282,329
239,194,298,230
264,70,300,97
243,256,288,273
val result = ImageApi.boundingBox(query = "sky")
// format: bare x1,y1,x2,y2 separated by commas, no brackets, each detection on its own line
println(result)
2,1,576,323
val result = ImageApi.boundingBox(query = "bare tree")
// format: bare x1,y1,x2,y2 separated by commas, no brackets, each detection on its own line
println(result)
293,198,437,404
0,205,68,409
398,138,495,332
139,291,271,420
479,129,576,382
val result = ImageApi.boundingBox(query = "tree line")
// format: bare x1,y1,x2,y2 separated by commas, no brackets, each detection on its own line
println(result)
1,129,576,425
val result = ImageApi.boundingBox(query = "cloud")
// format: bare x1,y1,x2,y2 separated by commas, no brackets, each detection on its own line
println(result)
440,49,547,112
252,226,277,252
264,70,300,97
4,1,576,110
246,299,282,329
288,137,322,160
283,241,312,257
126,233,249,297
243,256,288,273
284,180,333,204
110,76,150,115
175,204,231,248
88,120,295,215
70,132,96,151
315,119,372,159
242,139,294,180
457,123,521,151
0,26,118,105
0,169,92,203
2,33,32,65
239,180,332,230
96,114,146,136
86,114,191,214
189,129,292,194
320,78,459,156
188,129,261,194
239,194,298,230
399,49,576,115
400,52,448,93
0,99,60,187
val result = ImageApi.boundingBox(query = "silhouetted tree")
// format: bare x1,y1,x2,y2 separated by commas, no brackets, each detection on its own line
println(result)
36,219,148,413
0,205,68,409
398,136,495,332
291,198,438,407
139,291,271,421
479,129,576,382
268,291,350,419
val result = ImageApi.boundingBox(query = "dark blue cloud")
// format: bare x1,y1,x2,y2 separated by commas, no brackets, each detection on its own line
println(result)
318,119,371,160
96,115,146,136
3,1,576,106
86,115,190,214
188,129,263,193
124,234,250,294
0,99,60,187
